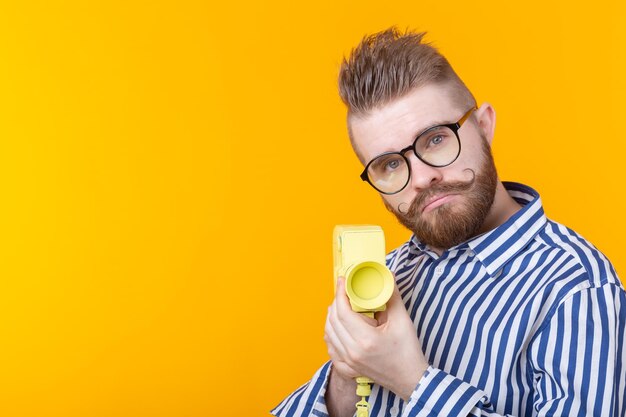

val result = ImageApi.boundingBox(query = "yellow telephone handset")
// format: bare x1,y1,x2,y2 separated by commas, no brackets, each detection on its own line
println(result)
332,225,394,417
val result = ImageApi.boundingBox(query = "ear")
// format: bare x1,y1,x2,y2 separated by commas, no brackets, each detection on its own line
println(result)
475,103,496,145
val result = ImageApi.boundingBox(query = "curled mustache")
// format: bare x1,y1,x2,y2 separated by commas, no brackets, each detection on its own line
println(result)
398,169,476,214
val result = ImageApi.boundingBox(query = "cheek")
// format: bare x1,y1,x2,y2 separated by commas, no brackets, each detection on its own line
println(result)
383,192,414,211
441,149,485,180
455,135,490,167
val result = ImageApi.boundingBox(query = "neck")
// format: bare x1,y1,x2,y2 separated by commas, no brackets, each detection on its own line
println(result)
479,181,522,234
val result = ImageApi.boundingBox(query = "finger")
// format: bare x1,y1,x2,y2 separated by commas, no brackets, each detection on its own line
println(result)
335,278,378,340
331,360,360,380
327,299,362,355
335,277,379,334
329,290,360,352
373,281,404,325
376,308,389,325
384,281,407,314
334,277,352,311
325,308,350,361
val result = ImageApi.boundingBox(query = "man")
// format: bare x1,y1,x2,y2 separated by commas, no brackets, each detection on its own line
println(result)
272,28,626,417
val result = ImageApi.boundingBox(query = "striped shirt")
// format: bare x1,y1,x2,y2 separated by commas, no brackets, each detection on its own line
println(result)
272,182,626,417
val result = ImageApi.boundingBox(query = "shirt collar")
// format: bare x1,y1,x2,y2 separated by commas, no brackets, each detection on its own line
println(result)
408,182,547,277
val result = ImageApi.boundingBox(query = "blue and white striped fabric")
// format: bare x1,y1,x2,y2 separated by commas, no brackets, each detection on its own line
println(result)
272,182,626,417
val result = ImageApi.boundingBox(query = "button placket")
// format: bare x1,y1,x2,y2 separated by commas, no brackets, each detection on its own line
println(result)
434,265,444,277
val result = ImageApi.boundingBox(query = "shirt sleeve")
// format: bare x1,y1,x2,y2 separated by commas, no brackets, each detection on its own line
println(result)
271,361,332,417
400,282,626,417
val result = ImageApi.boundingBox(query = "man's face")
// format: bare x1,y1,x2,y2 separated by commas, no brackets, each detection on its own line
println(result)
349,84,498,250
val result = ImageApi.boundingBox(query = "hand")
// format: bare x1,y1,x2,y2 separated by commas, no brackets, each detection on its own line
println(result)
324,277,429,401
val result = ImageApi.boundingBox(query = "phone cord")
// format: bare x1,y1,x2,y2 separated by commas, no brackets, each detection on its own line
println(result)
355,376,373,417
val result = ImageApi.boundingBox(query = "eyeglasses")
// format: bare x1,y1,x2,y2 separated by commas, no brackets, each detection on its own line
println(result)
360,106,477,195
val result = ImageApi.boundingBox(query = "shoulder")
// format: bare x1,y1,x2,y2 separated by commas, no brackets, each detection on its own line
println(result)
385,235,431,270
534,219,621,290
385,239,413,270
384,236,433,291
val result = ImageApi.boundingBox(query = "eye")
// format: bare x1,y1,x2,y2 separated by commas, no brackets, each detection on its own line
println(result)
369,154,404,175
386,159,400,170
418,127,453,151
430,135,443,145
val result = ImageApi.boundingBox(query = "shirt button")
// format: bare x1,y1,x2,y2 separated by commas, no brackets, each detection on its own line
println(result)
390,406,399,416
434,266,444,277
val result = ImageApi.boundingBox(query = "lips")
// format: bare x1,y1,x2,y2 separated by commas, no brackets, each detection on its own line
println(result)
404,177,476,219
421,193,458,213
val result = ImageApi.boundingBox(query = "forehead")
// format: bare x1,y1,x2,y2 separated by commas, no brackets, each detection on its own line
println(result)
350,84,461,162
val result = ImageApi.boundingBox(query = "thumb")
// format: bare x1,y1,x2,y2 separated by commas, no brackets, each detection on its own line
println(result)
375,282,404,325
385,283,406,314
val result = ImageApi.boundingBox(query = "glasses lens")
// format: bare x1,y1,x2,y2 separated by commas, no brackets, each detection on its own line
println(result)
366,153,409,194
414,126,460,167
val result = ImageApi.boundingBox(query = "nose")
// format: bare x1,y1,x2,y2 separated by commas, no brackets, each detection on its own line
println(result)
406,153,443,191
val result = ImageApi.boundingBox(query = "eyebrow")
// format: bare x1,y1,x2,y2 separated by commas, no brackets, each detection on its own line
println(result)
375,119,450,155
412,119,450,139
374,121,452,153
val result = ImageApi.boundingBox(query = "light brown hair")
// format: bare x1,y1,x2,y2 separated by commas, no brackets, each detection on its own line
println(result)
339,27,476,118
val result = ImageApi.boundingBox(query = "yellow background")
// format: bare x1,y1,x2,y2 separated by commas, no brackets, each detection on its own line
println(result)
0,1,624,416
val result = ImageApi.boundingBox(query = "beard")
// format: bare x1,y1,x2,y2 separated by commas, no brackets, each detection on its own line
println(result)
383,141,498,250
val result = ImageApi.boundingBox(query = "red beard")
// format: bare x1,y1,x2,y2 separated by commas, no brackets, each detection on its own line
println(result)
384,141,498,250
